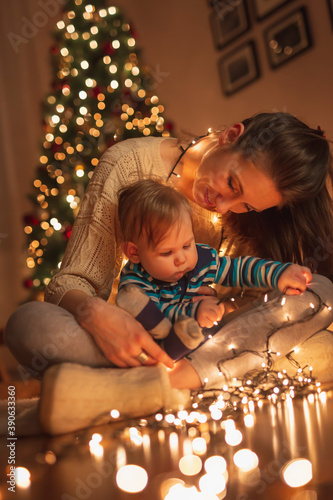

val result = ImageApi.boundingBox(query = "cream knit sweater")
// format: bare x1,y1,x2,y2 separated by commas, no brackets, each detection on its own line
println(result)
44,137,225,305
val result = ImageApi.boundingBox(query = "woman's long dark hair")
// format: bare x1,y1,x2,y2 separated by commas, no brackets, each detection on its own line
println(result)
224,112,333,280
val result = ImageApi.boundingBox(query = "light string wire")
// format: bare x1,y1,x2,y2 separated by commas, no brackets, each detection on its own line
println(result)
192,287,332,405
167,132,210,180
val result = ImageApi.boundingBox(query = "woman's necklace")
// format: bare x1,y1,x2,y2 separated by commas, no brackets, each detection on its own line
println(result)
167,133,210,180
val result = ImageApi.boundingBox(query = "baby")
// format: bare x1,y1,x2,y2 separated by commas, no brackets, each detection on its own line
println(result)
116,179,312,360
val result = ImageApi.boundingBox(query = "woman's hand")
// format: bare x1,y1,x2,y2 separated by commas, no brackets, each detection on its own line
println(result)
77,296,174,369
196,297,225,328
277,264,312,295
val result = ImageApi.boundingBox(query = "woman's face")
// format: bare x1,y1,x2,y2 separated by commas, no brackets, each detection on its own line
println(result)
192,143,282,214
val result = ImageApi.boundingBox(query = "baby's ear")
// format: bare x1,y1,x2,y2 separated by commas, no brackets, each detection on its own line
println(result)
121,242,140,263
218,123,245,145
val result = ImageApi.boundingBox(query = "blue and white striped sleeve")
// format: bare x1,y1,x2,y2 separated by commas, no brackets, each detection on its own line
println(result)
215,255,292,289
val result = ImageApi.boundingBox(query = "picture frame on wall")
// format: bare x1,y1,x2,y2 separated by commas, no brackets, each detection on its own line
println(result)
253,0,293,21
210,1,250,49
218,41,260,95
264,7,312,68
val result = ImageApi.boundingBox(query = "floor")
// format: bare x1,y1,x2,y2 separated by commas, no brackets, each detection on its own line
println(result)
1,345,333,500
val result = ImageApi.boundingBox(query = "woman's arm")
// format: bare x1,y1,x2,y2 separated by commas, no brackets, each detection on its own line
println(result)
59,289,174,368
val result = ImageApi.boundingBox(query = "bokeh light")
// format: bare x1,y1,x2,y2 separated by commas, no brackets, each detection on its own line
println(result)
282,459,312,487
116,465,148,492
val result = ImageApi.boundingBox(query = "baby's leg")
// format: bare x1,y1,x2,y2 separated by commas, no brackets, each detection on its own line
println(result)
183,274,333,389
116,284,204,360
4,301,113,380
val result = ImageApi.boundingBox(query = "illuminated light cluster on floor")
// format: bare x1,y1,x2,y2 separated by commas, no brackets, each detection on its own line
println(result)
116,464,148,493
14,467,31,488
282,458,313,487
89,432,104,458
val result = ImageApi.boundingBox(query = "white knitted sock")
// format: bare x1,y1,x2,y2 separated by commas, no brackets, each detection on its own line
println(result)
39,363,190,435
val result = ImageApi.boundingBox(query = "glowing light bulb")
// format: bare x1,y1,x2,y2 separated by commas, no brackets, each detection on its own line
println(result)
244,414,254,427
199,473,226,495
233,449,259,471
15,467,31,488
225,429,243,446
116,465,148,493
89,438,104,458
192,437,207,455
179,455,202,476
204,455,227,474
282,459,312,487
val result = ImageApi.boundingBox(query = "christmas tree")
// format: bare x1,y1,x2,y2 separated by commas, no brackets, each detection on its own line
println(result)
24,0,172,299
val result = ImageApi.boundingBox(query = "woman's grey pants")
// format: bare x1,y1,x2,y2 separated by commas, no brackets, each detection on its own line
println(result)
4,275,333,389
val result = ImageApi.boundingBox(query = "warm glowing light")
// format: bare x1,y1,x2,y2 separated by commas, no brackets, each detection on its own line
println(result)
233,449,259,471
129,427,143,445
222,419,235,432
110,409,120,418
76,168,84,177
192,437,207,455
116,465,148,492
244,414,254,427
204,455,227,474
225,429,243,446
319,391,327,403
178,410,188,420
89,439,103,458
15,467,31,488
179,455,202,476
85,78,95,87
91,433,102,442
199,473,226,495
210,406,223,420
165,414,175,424
164,483,202,499
282,459,312,487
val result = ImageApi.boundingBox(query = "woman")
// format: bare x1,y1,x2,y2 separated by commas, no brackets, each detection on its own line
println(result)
5,112,333,435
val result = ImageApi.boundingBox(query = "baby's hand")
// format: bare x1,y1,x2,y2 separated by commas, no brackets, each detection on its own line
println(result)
196,297,225,328
277,264,312,295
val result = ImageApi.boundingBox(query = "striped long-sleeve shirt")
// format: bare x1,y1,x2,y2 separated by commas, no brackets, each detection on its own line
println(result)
119,244,291,323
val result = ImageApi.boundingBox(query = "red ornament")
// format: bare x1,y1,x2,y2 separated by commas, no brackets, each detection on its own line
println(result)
23,279,34,289
63,226,72,240
164,122,174,132
91,86,103,98
130,26,138,39
24,215,39,226
101,42,115,55
51,143,62,153
51,45,59,55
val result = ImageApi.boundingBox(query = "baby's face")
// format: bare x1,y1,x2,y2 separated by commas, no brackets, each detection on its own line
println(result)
137,212,198,283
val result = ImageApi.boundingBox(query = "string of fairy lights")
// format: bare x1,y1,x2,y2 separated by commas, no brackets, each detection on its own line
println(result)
24,1,171,294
